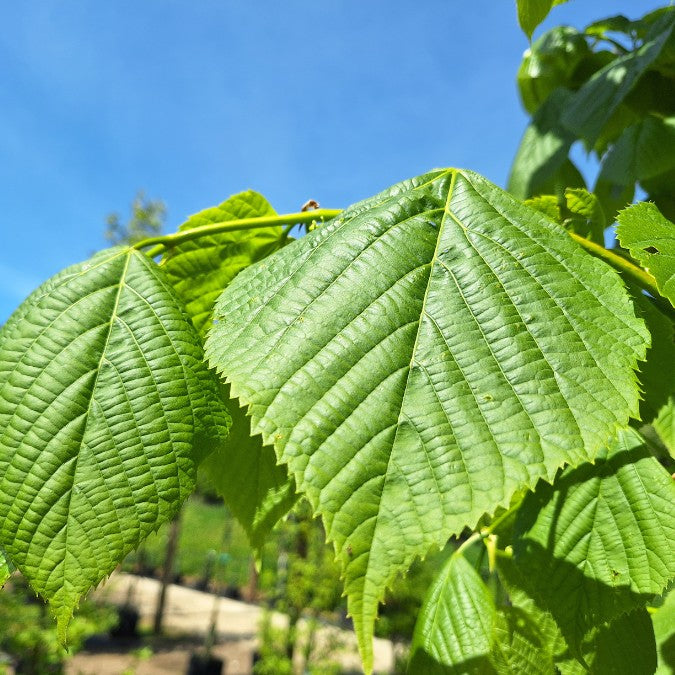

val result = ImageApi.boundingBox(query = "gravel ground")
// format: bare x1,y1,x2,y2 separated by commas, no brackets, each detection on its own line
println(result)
66,572,397,674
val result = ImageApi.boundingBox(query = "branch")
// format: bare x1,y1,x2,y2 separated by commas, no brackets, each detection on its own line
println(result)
134,209,342,255
569,232,673,316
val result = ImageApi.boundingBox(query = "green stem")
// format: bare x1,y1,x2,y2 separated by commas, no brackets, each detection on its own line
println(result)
569,232,668,305
455,531,483,557
133,209,342,254
144,244,165,259
135,207,669,316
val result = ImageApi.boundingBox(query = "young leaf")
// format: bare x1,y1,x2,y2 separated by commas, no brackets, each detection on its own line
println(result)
206,168,648,670
199,384,297,554
161,190,285,336
0,247,231,639
513,428,675,649
517,26,591,114
523,194,561,222
563,188,605,245
616,202,675,308
162,190,297,549
653,588,675,674
508,88,584,200
562,10,675,145
409,553,496,673
517,0,569,41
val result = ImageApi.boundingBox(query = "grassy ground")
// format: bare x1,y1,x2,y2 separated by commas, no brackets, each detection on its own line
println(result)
122,496,255,588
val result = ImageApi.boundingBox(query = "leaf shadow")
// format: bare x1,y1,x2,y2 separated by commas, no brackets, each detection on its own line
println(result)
513,441,661,650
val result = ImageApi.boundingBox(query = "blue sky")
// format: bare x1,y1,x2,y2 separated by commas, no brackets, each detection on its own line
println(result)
0,1,664,322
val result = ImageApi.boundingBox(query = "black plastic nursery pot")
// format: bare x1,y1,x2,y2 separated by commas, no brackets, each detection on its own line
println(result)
110,605,140,639
186,652,224,675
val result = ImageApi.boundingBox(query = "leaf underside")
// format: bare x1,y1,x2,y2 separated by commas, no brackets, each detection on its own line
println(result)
162,190,285,336
0,247,230,638
199,384,297,554
205,168,647,670
513,428,675,649
162,190,296,547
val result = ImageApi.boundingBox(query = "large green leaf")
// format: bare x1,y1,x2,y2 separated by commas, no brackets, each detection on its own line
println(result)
409,553,496,673
617,202,675,308
0,247,231,638
199,384,297,554
513,428,675,649
508,88,585,200
206,168,648,670
653,588,675,674
161,190,285,337
562,10,675,145
162,191,296,549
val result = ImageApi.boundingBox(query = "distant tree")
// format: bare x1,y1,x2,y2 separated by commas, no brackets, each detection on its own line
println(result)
104,191,166,245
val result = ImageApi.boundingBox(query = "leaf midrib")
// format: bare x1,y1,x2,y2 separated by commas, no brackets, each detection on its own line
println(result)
59,250,132,597
357,170,458,625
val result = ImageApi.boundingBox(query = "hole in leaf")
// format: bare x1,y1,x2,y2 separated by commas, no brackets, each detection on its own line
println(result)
643,246,659,254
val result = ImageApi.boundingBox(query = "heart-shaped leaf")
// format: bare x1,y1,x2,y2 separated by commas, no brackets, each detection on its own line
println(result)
206,168,647,670
0,247,230,638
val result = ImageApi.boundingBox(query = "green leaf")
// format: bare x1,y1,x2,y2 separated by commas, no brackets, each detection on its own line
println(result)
513,428,675,649
161,190,285,337
562,11,675,145
584,15,633,39
653,587,675,674
563,187,606,245
409,553,496,673
593,177,635,225
199,384,297,554
0,546,12,587
654,400,675,457
617,202,675,308
508,88,585,199
162,190,296,549
523,195,561,222
206,168,648,670
628,290,675,425
517,26,591,114
490,606,556,675
599,116,675,190
496,556,569,665
517,0,569,40
0,247,231,639
558,609,657,675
